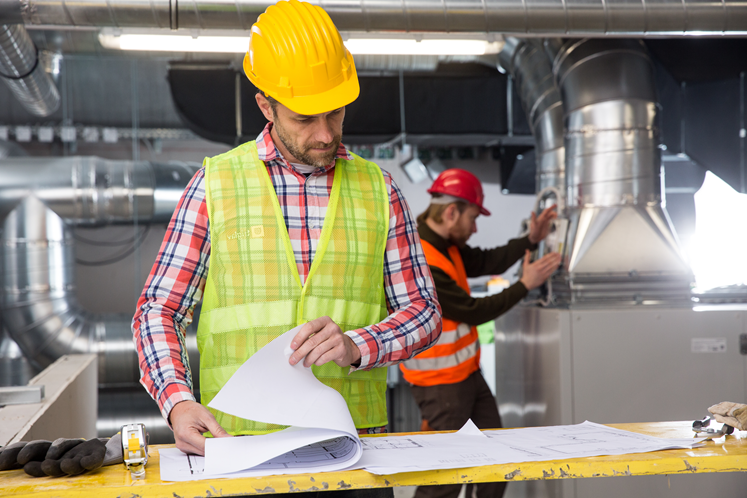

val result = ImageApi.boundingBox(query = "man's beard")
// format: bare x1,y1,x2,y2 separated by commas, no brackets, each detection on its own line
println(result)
448,225,471,248
449,234,470,248
274,118,342,168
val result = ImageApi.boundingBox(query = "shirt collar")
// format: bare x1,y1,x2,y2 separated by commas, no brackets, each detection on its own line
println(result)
255,122,352,173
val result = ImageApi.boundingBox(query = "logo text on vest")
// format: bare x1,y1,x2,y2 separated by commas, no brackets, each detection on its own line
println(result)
226,225,264,240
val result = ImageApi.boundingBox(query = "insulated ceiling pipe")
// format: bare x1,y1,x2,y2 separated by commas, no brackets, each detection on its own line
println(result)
0,24,59,117
549,39,692,304
499,38,564,199
3,0,747,35
0,157,198,384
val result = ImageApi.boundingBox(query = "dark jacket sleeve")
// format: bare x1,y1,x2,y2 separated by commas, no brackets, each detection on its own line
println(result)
431,267,528,325
458,236,536,279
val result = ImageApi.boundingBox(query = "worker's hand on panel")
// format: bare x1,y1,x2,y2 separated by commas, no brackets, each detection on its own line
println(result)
170,400,231,456
290,316,362,368
528,205,558,245
708,401,747,431
520,250,562,290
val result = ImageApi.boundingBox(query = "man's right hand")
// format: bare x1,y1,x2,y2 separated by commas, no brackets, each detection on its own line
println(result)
520,250,562,290
169,400,232,456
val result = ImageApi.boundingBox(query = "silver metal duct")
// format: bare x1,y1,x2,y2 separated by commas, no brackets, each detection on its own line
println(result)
0,24,59,117
550,39,692,305
4,0,747,35
0,157,191,225
0,157,197,384
499,37,564,197
0,139,28,159
0,328,36,387
355,54,499,73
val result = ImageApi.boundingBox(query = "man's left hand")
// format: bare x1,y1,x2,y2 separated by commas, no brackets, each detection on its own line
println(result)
528,205,558,244
289,316,362,368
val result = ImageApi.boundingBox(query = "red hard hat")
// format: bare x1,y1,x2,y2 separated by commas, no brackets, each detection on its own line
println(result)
427,169,491,216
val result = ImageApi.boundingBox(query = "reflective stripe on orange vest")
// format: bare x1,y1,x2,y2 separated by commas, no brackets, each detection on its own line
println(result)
400,239,480,386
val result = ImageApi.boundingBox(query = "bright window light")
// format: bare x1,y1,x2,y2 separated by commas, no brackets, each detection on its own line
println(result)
98,29,502,55
687,171,747,291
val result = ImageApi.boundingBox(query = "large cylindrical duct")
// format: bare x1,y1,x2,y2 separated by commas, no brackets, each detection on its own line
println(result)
4,0,747,35
0,157,198,442
0,157,192,225
554,39,659,209
549,39,692,304
1,195,137,384
0,158,198,382
0,24,60,117
499,37,565,198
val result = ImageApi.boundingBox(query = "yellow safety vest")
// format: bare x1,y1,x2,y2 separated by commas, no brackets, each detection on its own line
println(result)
197,141,390,435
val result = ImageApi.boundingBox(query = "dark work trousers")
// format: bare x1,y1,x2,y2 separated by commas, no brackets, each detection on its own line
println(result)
409,370,506,498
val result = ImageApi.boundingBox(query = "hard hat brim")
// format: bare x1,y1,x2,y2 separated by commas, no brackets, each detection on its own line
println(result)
274,73,360,116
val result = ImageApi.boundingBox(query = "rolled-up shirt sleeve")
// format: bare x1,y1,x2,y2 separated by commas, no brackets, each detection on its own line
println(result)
132,168,210,423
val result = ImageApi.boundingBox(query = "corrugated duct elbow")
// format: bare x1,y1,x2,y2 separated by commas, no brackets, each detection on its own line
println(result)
499,37,565,197
0,157,197,384
0,24,59,117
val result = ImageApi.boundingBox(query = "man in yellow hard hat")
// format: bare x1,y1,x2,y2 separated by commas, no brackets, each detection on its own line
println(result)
131,0,442,481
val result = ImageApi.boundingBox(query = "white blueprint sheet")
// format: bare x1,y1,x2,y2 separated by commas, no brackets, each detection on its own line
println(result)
158,327,705,481
356,420,705,475
160,419,705,480
160,435,360,481
160,325,362,481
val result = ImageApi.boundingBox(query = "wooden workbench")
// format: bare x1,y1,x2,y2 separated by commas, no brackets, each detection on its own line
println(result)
3,421,747,498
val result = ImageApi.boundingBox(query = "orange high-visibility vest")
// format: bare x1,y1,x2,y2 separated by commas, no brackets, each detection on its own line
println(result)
400,239,480,386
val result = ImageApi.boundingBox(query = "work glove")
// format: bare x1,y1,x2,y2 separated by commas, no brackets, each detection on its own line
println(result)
0,440,53,472
0,435,123,476
36,435,123,477
0,441,35,471
25,439,85,477
708,401,747,431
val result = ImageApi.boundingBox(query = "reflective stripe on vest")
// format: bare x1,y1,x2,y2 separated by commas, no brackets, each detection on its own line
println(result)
197,141,389,434
400,239,480,386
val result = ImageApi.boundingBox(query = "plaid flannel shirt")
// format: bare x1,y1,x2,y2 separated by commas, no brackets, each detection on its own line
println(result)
132,123,442,433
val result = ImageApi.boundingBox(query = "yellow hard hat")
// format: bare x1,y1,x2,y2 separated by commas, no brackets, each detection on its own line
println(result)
244,0,359,116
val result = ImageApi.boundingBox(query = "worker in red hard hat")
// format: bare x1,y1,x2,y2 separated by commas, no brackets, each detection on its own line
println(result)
400,168,561,498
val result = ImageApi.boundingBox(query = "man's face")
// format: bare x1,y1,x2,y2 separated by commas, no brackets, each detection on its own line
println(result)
448,204,480,248
257,95,345,168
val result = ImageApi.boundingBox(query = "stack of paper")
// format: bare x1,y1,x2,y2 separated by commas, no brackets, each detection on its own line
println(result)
159,325,707,482
160,325,362,481
356,421,704,475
